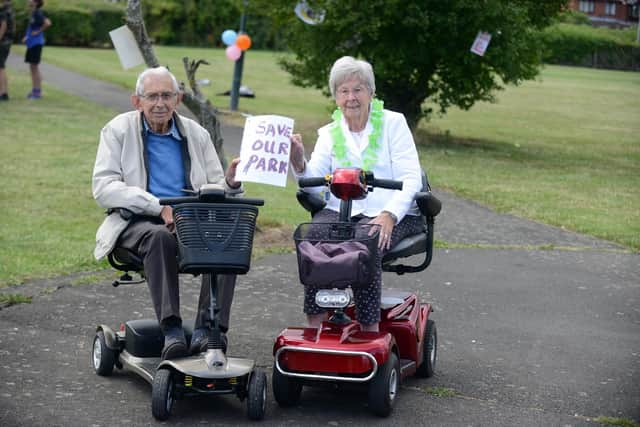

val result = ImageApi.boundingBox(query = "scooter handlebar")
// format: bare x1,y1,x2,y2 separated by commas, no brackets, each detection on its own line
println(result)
370,177,403,191
160,188,264,206
298,176,328,188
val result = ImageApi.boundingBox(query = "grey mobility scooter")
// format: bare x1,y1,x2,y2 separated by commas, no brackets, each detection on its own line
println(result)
91,187,267,421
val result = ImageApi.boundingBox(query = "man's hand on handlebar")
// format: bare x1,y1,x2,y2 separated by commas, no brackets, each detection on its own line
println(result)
160,205,175,232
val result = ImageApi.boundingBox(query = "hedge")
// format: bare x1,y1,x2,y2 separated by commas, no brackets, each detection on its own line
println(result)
541,23,640,71
12,0,125,47
10,0,283,50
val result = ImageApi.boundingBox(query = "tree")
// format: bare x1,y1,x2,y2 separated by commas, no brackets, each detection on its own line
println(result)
259,0,567,129
125,0,227,168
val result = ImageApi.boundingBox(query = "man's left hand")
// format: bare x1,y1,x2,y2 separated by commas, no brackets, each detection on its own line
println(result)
225,157,242,189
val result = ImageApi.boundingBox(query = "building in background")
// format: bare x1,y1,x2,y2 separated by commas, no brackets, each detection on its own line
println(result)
569,0,639,28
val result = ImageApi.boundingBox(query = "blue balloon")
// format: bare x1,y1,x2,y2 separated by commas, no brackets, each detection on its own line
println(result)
221,29,237,46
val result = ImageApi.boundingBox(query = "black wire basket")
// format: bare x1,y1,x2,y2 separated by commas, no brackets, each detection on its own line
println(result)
293,222,380,289
173,203,259,275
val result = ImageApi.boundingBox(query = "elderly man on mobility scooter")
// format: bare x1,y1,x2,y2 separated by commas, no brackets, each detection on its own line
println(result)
277,56,440,416
92,66,243,360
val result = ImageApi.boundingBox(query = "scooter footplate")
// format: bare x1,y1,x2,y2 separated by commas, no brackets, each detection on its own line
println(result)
160,353,255,379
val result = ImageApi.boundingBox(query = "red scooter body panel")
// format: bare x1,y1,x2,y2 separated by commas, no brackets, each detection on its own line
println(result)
274,322,393,376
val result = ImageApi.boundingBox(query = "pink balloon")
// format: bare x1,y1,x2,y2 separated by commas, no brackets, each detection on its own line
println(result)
225,45,242,61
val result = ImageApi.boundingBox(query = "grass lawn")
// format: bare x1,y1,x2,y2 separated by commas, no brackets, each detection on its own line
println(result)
420,65,639,249
1,45,638,286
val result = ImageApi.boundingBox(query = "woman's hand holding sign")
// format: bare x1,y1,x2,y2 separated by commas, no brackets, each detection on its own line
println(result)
290,133,305,173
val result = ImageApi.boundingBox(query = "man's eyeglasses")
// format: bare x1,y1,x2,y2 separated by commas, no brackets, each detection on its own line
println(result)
139,92,177,102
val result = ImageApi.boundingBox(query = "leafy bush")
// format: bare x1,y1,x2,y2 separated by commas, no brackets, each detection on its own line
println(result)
12,0,125,47
140,0,284,50
541,23,640,70
556,9,592,26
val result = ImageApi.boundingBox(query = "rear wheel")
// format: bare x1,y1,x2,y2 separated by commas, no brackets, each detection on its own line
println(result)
368,352,400,417
416,319,437,378
151,369,174,421
272,363,302,407
92,330,115,376
247,369,267,420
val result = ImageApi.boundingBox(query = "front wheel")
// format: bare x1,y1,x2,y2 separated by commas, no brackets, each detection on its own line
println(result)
272,363,302,407
151,369,175,421
416,319,437,378
92,330,115,376
247,369,267,420
368,352,400,417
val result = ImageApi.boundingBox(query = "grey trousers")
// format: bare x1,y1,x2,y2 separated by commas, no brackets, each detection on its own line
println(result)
117,217,235,331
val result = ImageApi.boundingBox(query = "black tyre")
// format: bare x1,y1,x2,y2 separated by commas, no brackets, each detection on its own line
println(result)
416,319,437,378
272,363,302,407
151,369,174,421
92,330,115,376
368,352,400,417
247,369,267,420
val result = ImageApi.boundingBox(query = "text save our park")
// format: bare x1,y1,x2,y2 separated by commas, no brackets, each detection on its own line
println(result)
236,115,295,188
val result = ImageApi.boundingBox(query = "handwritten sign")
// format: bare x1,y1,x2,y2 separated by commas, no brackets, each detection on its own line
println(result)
235,115,294,187
470,31,492,57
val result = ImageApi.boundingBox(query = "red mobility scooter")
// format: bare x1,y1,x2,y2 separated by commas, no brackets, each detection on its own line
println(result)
272,167,442,417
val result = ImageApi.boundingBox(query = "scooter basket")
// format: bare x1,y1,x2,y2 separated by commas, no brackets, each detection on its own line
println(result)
173,203,258,275
294,222,380,289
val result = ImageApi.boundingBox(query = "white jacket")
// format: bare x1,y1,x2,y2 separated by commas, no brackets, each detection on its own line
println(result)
92,111,242,260
296,109,421,222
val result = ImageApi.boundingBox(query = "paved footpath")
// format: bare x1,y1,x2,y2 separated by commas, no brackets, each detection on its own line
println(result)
2,55,639,426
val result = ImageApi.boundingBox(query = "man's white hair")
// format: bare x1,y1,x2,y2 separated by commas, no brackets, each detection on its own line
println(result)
135,66,179,95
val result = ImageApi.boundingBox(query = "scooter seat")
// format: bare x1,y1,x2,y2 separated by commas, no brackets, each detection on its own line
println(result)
108,247,144,273
382,230,427,265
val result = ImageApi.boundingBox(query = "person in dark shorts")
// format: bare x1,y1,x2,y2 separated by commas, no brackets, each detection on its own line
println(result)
22,0,50,99
0,0,14,100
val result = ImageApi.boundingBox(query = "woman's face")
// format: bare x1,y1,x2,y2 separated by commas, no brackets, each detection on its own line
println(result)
335,77,372,128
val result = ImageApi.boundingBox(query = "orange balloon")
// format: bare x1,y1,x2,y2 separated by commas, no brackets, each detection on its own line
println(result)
236,34,252,51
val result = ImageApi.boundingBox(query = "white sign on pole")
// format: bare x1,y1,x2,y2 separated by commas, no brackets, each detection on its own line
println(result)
109,25,145,70
235,115,295,187
470,31,492,57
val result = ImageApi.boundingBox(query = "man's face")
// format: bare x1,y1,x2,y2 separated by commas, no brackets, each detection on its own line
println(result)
131,74,181,134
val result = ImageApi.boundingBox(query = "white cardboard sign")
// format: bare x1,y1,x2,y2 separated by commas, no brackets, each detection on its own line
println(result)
109,25,145,70
235,115,295,187
470,31,492,57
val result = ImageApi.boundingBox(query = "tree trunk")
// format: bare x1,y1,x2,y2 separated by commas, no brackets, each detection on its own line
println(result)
125,0,227,169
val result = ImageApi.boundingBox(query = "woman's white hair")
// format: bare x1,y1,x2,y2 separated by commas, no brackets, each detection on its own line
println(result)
135,66,179,96
328,56,376,99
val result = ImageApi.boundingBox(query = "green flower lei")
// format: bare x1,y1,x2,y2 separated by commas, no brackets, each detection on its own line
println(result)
329,98,384,171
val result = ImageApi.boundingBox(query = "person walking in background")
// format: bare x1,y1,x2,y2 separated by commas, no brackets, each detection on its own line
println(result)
22,0,50,99
0,0,14,101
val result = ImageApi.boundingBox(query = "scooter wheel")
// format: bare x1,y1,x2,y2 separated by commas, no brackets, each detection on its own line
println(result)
272,363,302,407
247,369,267,420
92,330,115,376
416,319,437,378
151,368,175,421
368,352,400,417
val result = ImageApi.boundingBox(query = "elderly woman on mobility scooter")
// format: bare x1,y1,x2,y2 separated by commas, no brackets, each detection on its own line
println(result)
92,66,243,360
289,56,424,332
